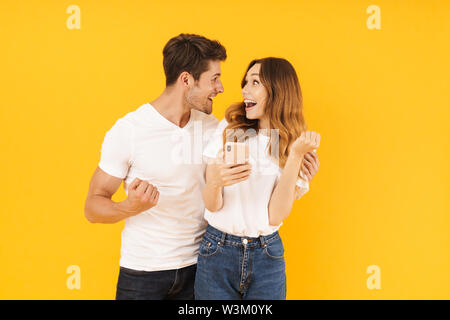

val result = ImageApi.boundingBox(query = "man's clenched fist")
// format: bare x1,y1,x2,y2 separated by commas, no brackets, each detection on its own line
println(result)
122,178,159,216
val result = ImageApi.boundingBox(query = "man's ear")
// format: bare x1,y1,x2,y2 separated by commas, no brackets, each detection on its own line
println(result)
179,71,192,88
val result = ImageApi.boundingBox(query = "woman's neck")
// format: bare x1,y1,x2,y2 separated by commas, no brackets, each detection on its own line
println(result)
258,116,270,136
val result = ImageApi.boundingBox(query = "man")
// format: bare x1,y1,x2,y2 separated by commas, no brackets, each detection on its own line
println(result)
84,33,320,300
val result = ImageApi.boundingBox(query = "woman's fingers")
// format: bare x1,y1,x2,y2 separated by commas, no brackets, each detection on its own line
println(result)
301,165,313,181
305,131,311,141
302,151,320,181
223,163,251,175
223,169,251,182
303,156,316,175
305,152,319,170
303,156,313,169
223,164,252,185
309,150,319,162
306,131,320,149
225,173,252,186
316,133,321,147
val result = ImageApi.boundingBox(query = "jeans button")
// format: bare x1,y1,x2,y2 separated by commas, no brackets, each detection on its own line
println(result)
242,239,248,245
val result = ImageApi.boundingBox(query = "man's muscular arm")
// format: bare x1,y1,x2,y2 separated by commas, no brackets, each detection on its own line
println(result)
84,167,159,224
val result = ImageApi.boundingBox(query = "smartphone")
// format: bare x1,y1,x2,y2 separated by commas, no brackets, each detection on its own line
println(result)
224,142,249,165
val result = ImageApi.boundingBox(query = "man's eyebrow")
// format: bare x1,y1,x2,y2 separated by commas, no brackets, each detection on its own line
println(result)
212,73,221,77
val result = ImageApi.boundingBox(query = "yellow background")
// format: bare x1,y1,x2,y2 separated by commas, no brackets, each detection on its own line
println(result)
1,0,449,299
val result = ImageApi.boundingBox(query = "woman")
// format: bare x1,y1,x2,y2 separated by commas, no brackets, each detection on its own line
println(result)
194,57,321,300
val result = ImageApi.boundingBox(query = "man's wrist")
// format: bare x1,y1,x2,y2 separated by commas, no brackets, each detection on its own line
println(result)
115,199,136,218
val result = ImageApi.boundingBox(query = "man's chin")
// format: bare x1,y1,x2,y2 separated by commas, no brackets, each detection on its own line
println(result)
190,102,212,114
200,105,212,114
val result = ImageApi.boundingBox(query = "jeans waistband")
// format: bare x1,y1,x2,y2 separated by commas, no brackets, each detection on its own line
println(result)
205,224,280,248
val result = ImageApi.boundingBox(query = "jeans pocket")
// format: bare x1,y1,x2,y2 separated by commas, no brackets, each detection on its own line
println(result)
198,236,220,258
264,236,285,260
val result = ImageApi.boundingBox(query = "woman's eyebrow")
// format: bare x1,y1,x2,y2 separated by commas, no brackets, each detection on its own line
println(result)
244,73,260,81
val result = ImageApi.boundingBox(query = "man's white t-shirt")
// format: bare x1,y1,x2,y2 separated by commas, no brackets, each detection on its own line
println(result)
98,103,218,271
203,119,310,237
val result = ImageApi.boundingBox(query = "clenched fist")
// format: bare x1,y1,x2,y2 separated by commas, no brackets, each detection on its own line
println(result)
290,131,321,158
122,178,159,215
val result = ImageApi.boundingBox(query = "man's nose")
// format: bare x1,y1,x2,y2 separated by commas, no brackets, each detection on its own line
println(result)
216,80,224,93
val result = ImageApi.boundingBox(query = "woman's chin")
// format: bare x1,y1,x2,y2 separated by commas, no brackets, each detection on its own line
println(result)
245,110,257,119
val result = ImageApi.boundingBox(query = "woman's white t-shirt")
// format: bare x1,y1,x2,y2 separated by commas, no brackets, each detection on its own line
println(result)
203,119,309,237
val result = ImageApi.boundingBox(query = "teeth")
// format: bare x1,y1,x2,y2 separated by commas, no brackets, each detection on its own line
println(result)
244,99,257,108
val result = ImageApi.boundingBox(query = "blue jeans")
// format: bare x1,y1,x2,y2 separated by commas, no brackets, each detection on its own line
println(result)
115,264,196,300
194,224,286,300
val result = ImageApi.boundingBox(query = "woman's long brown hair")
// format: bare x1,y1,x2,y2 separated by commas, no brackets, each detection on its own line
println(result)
222,57,307,169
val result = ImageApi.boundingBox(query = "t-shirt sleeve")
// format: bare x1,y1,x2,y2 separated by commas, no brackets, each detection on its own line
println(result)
98,119,134,179
203,119,228,160
295,170,310,200
276,167,310,200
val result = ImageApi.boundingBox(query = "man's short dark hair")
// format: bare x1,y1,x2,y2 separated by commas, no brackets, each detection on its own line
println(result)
162,33,227,86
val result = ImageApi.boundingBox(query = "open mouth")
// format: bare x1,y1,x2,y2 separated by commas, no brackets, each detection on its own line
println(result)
244,99,257,111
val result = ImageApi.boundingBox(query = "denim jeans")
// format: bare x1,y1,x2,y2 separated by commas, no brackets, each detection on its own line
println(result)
115,264,196,300
194,224,286,300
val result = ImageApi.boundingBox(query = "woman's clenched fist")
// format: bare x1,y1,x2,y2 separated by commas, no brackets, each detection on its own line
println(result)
290,131,321,158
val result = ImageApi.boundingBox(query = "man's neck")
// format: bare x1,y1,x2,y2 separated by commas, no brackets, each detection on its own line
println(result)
150,87,191,128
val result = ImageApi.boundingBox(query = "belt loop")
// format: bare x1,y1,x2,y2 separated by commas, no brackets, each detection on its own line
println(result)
259,236,267,248
218,231,226,246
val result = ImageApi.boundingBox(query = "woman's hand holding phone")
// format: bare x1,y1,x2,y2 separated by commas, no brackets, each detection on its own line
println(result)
207,150,252,187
